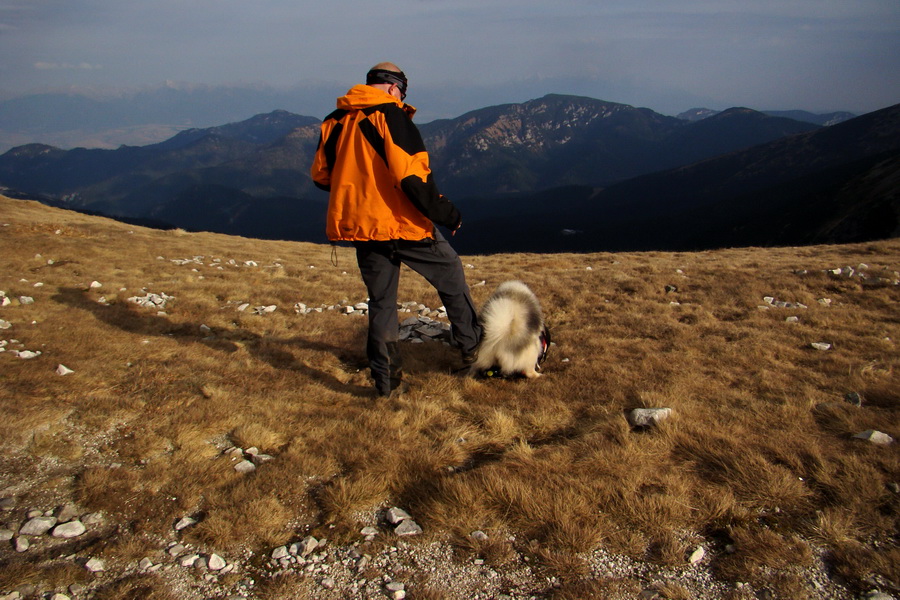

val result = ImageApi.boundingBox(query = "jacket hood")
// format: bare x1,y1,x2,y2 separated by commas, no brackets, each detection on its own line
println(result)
337,84,417,118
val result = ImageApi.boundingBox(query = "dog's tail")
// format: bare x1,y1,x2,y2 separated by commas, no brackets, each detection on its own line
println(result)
480,292,543,354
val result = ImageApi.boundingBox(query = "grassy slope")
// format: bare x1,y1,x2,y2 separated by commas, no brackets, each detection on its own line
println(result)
0,195,897,599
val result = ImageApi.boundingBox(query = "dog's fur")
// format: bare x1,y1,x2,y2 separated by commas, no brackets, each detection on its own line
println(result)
470,280,546,379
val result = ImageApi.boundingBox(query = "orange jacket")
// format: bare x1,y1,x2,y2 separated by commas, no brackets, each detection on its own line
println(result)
311,84,461,242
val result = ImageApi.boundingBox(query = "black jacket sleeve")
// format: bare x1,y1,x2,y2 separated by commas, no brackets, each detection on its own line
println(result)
400,175,461,230
382,105,462,230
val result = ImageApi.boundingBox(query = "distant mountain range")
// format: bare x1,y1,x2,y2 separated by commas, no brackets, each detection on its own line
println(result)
0,83,338,152
454,103,900,253
0,94,897,253
0,84,856,153
677,108,855,126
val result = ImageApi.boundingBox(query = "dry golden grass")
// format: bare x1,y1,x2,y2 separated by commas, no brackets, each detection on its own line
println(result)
1,195,898,597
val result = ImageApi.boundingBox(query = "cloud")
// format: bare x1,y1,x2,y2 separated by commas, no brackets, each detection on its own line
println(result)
0,0,896,115
34,61,102,71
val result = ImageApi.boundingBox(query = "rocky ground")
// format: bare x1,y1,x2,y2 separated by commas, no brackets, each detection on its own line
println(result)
2,494,895,600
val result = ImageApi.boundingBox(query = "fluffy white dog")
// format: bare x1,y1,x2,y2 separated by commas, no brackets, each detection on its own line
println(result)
469,280,549,379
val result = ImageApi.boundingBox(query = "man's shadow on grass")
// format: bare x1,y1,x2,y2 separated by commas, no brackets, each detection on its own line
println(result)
52,287,373,398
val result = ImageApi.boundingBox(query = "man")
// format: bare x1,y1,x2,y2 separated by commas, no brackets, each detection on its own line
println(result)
311,62,481,397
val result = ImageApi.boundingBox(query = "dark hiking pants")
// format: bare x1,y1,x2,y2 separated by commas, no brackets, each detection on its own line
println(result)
354,231,481,395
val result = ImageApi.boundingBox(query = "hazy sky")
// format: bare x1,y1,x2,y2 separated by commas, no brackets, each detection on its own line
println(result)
1,0,898,120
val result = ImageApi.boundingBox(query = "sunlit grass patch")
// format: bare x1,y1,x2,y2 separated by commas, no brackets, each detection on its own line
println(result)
1,196,898,598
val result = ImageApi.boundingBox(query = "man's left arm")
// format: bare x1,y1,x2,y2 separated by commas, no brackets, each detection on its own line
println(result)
382,107,461,230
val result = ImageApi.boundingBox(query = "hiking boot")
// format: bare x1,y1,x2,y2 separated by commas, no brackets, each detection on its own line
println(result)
375,380,409,399
461,348,478,366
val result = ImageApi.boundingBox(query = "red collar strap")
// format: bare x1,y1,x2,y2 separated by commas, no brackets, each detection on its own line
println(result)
538,327,551,365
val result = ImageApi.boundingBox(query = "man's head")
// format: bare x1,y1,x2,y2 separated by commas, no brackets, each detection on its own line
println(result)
366,62,408,102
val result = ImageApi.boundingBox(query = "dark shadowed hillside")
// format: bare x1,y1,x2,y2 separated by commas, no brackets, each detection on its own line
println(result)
452,103,900,255
421,96,819,197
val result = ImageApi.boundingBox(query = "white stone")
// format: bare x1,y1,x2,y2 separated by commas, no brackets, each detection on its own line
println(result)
811,342,832,351
175,516,198,531
56,364,74,375
52,521,86,538
15,536,29,552
394,520,423,536
208,553,226,571
385,507,412,525
49,594,70,600
19,516,57,535
168,543,186,556
0,320,10,329
84,557,105,572
853,430,894,445
89,281,102,289
627,408,672,428
56,503,80,522
234,460,256,473
250,453,274,466
862,593,894,600
139,557,154,570
272,546,289,560
180,554,200,567
689,546,705,564
82,512,104,525
297,536,319,557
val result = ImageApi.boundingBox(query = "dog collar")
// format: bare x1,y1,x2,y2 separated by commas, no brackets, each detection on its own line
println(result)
538,327,551,365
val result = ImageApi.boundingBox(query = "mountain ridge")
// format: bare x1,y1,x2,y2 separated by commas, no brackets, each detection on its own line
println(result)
677,107,856,126
0,95,896,254
450,103,900,254
0,94,822,211
0,83,856,152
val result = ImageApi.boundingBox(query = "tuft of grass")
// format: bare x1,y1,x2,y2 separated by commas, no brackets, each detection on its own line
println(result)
550,577,642,599
90,574,180,600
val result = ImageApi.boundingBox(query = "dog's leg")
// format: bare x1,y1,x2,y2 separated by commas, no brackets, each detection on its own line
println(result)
523,368,542,379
